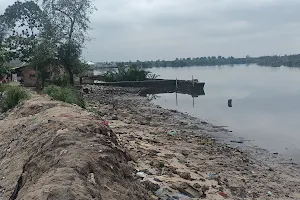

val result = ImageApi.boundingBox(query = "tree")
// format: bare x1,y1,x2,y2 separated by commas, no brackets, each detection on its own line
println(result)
0,22,8,69
58,41,82,82
30,39,58,87
1,1,47,62
40,0,96,85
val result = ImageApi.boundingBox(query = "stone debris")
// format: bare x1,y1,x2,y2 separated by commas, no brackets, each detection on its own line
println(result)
82,85,300,200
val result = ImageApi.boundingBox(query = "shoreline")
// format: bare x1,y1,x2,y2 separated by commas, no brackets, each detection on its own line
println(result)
83,85,300,200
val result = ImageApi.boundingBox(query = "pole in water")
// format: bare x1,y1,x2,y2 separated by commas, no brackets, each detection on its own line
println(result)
192,75,195,87
228,99,232,107
176,78,178,88
193,97,195,107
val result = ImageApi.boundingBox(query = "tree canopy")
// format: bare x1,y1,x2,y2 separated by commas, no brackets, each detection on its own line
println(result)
0,0,95,86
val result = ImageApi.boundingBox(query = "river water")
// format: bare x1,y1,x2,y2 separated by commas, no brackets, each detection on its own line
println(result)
149,64,300,162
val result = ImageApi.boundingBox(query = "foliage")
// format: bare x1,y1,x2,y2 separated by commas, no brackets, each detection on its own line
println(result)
0,84,11,93
0,86,29,112
40,0,96,85
1,0,96,86
57,41,82,85
43,85,85,108
40,0,96,44
51,75,70,87
119,54,300,68
1,1,47,62
103,65,158,82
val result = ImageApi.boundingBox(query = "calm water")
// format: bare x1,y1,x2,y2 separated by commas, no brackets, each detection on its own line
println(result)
150,65,300,162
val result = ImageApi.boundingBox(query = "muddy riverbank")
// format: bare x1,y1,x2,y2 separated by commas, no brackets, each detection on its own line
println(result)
83,85,300,200
0,93,152,200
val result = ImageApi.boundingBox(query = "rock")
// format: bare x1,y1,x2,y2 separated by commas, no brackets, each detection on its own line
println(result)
148,150,160,156
56,129,69,135
88,173,96,184
140,169,153,175
155,187,172,198
181,150,189,157
268,167,274,172
178,182,203,198
143,180,160,192
30,124,40,131
140,121,148,125
193,183,201,189
179,172,191,180
154,177,163,182
111,115,118,120
136,172,147,179
202,185,210,193
83,88,89,94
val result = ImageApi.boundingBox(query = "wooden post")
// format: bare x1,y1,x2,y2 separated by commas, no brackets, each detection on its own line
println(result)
176,78,178,106
192,75,195,87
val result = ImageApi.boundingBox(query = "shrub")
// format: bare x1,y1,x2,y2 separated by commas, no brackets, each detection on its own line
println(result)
43,85,85,108
103,65,158,82
50,75,70,87
0,84,11,93
0,86,29,112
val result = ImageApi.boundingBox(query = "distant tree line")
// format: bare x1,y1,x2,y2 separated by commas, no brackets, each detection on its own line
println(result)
117,54,300,68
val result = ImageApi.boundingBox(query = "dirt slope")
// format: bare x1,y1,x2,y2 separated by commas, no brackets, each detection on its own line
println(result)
0,94,151,200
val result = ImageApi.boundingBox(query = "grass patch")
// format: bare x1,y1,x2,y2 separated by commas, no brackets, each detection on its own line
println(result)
0,86,29,112
0,84,11,93
43,85,85,108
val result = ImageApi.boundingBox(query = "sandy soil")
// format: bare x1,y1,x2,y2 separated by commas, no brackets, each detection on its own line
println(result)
0,93,152,200
83,85,300,200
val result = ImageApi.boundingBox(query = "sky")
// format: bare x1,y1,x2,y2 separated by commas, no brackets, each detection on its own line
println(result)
1,0,300,62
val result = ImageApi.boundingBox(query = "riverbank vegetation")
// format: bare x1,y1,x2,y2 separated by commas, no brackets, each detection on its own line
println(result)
0,86,29,112
118,54,300,68
103,65,158,82
0,0,95,87
43,85,85,108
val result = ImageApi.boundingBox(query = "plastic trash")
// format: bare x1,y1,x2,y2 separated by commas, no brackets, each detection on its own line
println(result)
207,174,218,180
169,131,177,135
267,191,272,196
99,120,109,127
136,172,147,179
219,192,228,198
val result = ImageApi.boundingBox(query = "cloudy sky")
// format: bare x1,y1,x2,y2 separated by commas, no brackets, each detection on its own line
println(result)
1,0,300,62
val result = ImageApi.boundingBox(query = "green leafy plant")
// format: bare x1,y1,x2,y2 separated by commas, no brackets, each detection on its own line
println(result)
103,65,158,82
0,86,29,112
50,75,70,87
43,85,85,108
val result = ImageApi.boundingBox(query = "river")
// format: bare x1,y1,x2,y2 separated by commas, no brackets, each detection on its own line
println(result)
149,64,300,163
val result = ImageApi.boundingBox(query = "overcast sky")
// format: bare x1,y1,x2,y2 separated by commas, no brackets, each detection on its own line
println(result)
1,0,300,62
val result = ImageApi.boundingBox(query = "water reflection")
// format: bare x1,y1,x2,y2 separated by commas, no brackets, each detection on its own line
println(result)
150,65,300,163
140,86,205,107
139,86,205,98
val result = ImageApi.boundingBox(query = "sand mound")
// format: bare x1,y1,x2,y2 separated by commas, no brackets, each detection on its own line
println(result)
0,95,151,200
